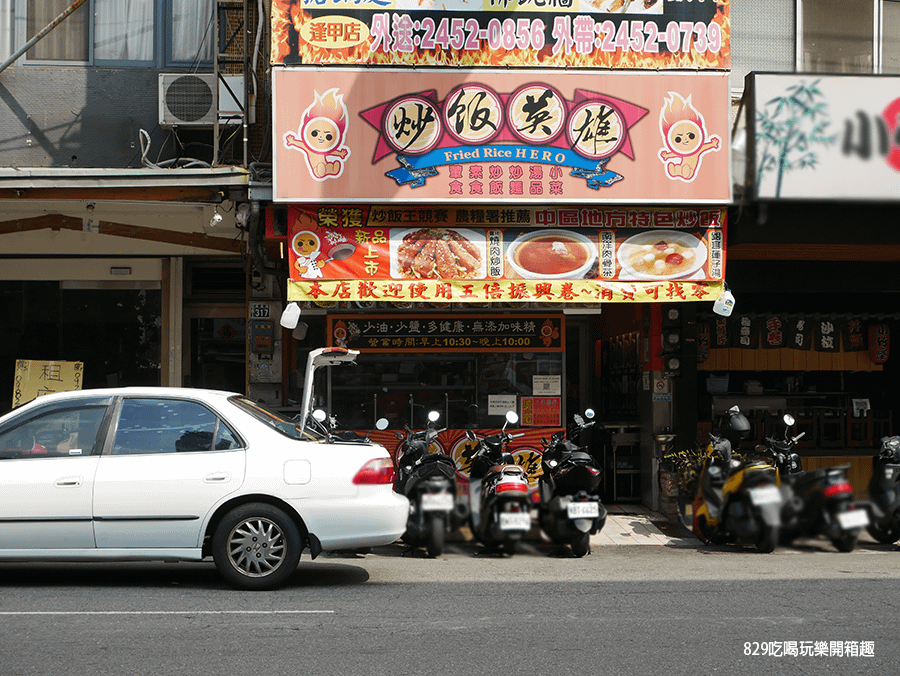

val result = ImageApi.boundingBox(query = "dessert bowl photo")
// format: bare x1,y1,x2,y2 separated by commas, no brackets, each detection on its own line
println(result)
616,231,707,280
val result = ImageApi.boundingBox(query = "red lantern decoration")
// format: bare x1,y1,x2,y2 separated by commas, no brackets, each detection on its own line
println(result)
868,324,890,364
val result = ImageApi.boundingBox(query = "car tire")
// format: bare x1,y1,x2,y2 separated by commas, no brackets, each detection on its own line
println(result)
212,503,302,590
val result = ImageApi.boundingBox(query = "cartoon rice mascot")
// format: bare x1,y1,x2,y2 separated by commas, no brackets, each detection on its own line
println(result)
658,92,720,183
284,88,350,180
292,228,324,279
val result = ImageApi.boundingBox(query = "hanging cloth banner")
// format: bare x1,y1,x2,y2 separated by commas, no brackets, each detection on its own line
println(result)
813,317,841,352
787,315,813,351
734,314,761,349
843,318,867,352
285,205,725,305
762,314,786,349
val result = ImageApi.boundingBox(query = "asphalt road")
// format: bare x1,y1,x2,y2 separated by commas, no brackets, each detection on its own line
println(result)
2,539,899,675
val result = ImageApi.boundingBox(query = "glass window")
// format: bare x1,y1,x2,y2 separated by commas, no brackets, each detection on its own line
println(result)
22,0,212,67
112,398,236,455
801,0,875,73
730,0,794,91
325,352,564,431
0,401,109,459
885,1,900,74
26,0,89,62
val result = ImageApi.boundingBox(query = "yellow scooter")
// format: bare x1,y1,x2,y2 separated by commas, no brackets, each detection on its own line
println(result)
691,407,783,553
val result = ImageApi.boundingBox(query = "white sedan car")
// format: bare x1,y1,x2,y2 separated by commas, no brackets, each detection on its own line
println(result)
0,350,408,590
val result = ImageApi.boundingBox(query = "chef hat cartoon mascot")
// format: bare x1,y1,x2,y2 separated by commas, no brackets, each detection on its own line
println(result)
292,229,324,279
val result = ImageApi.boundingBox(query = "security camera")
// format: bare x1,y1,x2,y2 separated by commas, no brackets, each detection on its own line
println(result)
209,212,223,227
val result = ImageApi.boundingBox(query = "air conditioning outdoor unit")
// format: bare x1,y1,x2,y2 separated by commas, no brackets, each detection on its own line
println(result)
158,73,253,127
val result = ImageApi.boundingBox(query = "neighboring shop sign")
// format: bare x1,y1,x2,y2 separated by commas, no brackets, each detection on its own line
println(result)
705,314,894,357
286,204,725,304
328,314,564,352
750,74,900,200
13,360,83,408
273,68,730,204
271,0,730,70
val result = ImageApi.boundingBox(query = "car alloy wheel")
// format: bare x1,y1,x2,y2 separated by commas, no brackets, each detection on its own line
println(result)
213,503,301,590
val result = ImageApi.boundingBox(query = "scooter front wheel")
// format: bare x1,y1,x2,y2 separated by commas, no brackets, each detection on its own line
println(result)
426,515,445,558
866,520,900,544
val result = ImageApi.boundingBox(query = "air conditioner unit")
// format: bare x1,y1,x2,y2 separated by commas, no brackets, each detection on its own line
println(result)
158,73,254,127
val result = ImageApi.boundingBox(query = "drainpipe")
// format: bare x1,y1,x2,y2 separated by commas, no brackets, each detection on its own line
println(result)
0,0,88,75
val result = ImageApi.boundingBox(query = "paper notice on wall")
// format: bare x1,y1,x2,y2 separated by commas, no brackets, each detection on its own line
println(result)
488,394,518,416
532,375,561,396
13,360,83,408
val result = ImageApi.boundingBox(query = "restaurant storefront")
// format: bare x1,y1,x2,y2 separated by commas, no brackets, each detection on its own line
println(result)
267,1,734,509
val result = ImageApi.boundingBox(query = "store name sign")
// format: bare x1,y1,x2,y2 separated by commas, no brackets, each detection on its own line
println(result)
271,0,730,70
273,69,731,204
328,314,564,352
751,74,900,201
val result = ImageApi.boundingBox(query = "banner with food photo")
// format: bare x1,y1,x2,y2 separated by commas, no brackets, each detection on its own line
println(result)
286,205,725,304
273,68,731,204
271,0,730,70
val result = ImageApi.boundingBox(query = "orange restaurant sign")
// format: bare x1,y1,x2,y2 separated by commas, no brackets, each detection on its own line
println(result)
272,68,731,205
271,0,731,70
285,204,726,304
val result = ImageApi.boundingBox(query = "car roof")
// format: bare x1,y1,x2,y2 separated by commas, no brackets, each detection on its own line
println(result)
5,387,243,417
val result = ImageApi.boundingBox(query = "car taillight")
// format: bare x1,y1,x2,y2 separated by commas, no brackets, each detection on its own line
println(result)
823,482,853,498
353,458,396,485
496,482,528,494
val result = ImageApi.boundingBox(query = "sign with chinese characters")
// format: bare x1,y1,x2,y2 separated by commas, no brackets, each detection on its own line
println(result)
750,74,900,200
271,0,730,70
328,314,565,352
12,360,83,408
287,205,725,304
521,397,562,426
273,68,730,204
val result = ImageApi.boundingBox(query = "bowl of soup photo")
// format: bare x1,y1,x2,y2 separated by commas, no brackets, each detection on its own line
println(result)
616,231,707,280
506,230,598,280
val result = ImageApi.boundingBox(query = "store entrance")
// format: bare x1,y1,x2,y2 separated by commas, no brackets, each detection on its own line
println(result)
183,304,246,392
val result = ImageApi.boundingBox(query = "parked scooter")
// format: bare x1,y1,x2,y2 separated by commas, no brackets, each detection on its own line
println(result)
866,435,900,544
692,406,782,553
394,410,461,557
465,411,532,555
537,408,606,557
762,413,869,552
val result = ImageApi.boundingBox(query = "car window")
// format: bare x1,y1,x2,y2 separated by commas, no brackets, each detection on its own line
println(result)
0,403,107,459
229,395,321,441
111,398,241,455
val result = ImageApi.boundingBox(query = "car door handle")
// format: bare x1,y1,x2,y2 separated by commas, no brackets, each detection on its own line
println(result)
204,472,232,483
56,476,83,487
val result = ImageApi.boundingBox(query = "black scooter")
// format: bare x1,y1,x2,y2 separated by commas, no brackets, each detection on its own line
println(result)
763,413,869,552
537,409,606,557
465,411,531,555
394,410,461,557
866,435,900,544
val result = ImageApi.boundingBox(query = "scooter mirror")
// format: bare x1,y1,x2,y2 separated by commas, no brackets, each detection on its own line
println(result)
505,411,519,425
427,410,440,423
375,418,389,431
584,408,595,420
312,409,327,422
783,414,795,427
395,431,404,440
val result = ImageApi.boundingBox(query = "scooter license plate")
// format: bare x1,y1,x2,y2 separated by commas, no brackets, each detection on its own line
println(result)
420,492,454,512
567,502,600,519
499,512,531,531
837,510,869,529
749,486,781,506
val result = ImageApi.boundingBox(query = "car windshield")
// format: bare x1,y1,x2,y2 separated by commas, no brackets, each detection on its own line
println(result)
229,396,323,441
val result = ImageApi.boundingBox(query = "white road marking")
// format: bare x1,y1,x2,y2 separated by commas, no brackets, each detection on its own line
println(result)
0,610,334,616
